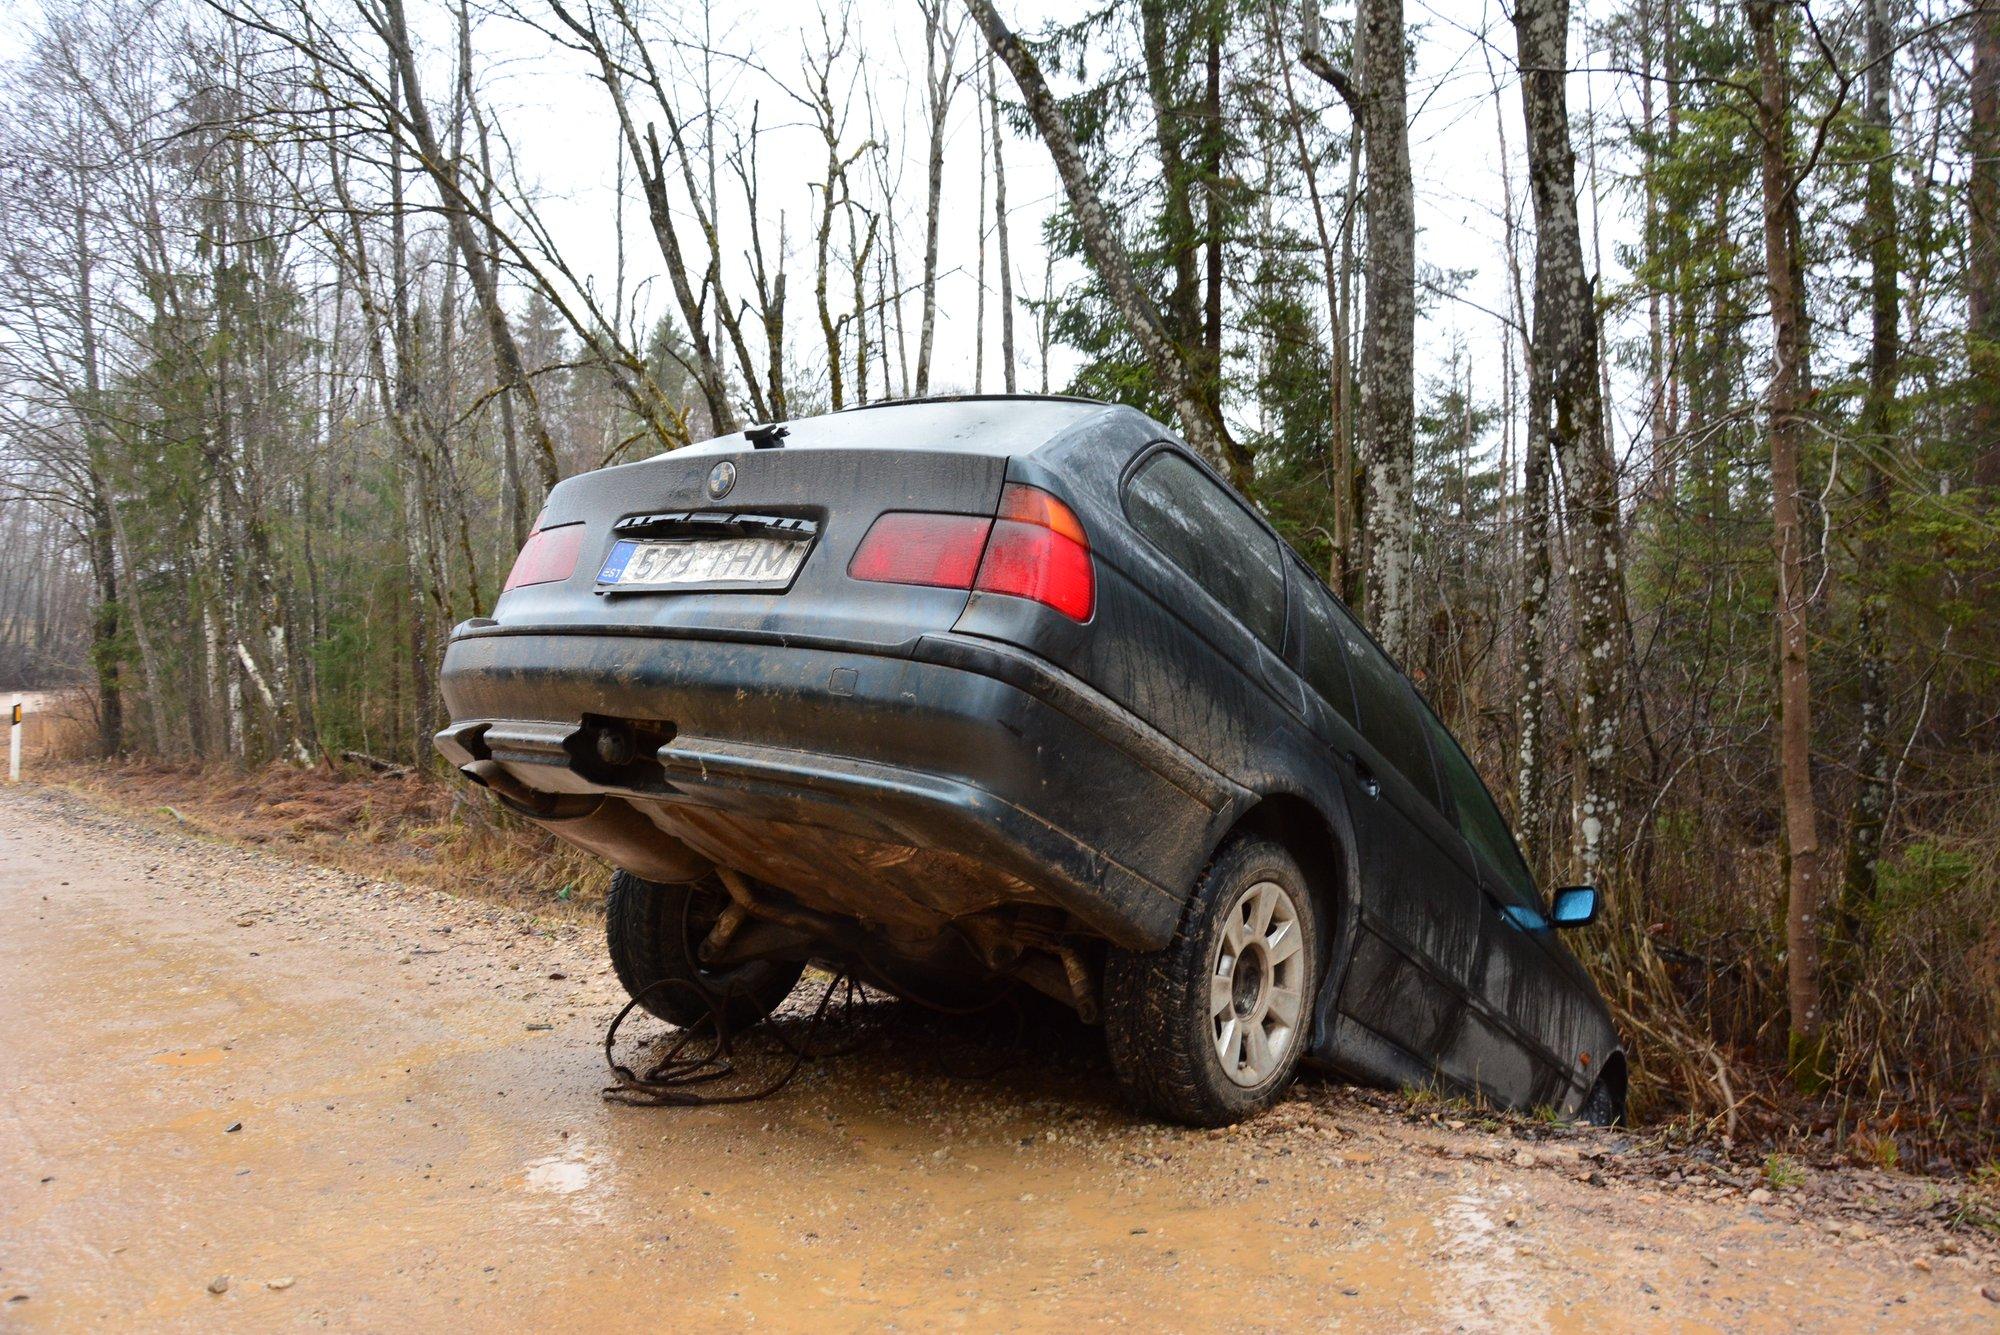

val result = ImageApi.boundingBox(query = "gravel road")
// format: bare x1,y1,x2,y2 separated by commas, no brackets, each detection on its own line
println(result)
2,786,1995,1331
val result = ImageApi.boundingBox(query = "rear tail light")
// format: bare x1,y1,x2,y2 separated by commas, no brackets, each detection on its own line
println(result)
849,483,1094,621
846,512,994,588
503,522,584,591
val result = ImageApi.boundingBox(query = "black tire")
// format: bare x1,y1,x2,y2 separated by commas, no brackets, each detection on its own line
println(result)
604,870,805,1032
1104,834,1322,1126
1578,1066,1627,1127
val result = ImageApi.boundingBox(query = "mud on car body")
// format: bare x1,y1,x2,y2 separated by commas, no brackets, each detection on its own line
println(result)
436,396,1627,1126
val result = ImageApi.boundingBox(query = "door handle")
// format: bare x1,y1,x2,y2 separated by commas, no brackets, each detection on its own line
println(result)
1349,752,1381,799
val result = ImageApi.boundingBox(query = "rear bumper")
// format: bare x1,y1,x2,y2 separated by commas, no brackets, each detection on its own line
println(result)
435,626,1239,949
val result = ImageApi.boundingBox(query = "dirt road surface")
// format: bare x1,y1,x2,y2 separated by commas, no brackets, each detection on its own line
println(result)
3,787,1995,1331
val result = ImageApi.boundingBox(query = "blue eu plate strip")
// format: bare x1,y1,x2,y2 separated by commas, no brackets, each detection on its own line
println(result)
597,539,636,584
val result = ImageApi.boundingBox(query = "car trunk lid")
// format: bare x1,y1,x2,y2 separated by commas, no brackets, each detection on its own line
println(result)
490,442,1010,654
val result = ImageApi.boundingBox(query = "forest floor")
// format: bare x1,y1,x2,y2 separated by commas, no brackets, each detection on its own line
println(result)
4,783,1999,1330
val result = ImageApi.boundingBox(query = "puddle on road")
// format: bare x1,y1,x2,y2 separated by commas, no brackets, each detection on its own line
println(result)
1435,1185,1547,1330
522,1152,595,1195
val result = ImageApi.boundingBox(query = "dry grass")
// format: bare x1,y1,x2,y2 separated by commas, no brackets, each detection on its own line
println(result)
6,689,97,762
42,757,610,920
1593,782,2000,1175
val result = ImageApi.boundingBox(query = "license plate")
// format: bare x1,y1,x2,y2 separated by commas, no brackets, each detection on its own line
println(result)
596,536,808,591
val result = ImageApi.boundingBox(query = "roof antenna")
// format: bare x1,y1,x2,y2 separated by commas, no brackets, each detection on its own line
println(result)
744,422,789,449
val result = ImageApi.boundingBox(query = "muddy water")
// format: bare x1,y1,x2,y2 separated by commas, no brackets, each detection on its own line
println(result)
0,790,1990,1331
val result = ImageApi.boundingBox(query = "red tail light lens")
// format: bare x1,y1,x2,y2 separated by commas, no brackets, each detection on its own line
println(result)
848,512,994,587
847,483,1094,622
503,522,584,591
975,485,1095,621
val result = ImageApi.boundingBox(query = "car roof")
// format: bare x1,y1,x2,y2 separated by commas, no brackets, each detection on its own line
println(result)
673,395,1126,459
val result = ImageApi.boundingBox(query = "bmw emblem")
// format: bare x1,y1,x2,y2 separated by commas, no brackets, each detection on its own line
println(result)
706,460,736,500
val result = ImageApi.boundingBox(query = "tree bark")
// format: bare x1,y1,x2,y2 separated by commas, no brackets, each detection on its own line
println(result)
1355,0,1416,658
1280,3,1354,585
974,79,989,391
71,197,122,756
1749,0,1826,1084
1512,0,1631,885
916,0,961,396
1971,0,2000,491
1839,0,1897,960
988,53,1017,393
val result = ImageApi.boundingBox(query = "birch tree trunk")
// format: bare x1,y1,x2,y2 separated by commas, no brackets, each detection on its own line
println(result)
1354,0,1416,659
1749,0,1826,1084
1512,0,1630,885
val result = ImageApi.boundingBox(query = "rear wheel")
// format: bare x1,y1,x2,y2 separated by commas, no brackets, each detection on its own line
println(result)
1104,834,1321,1126
604,870,804,1032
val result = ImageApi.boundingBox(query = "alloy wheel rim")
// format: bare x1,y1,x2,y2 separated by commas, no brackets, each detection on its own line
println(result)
1209,879,1306,1088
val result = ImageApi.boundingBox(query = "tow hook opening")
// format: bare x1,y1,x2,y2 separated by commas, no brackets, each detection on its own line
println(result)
569,714,678,788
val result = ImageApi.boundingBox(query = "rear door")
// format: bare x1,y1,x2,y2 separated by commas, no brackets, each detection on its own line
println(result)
1289,568,1485,1065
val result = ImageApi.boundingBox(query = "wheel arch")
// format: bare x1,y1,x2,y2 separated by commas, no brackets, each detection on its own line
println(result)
1225,789,1364,1059
1593,1047,1631,1122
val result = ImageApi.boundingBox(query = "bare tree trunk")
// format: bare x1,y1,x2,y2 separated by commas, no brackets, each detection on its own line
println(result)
847,188,878,404
974,76,988,392
1640,7,1670,502
1839,0,1897,961
462,0,531,546
916,0,961,395
107,489,176,752
1971,0,2000,491
70,197,123,756
987,52,1017,392
1483,29,1546,844
1513,0,1630,885
1037,249,1054,393
1302,0,1365,602
1749,0,1826,1084
1285,2,1356,587
1354,0,1416,658
806,24,860,412
967,0,1239,469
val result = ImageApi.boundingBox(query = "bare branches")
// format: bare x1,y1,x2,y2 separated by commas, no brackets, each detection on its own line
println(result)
964,0,1236,467
1297,0,1360,114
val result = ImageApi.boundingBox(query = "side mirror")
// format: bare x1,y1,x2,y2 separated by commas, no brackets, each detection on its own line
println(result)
1550,886,1600,928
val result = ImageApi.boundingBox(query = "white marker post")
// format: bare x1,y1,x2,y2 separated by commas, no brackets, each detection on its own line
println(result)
8,698,20,783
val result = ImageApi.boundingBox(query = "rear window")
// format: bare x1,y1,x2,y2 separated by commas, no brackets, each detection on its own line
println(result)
1124,449,1284,647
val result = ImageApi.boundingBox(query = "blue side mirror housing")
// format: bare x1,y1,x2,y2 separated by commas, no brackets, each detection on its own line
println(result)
1550,886,1600,928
